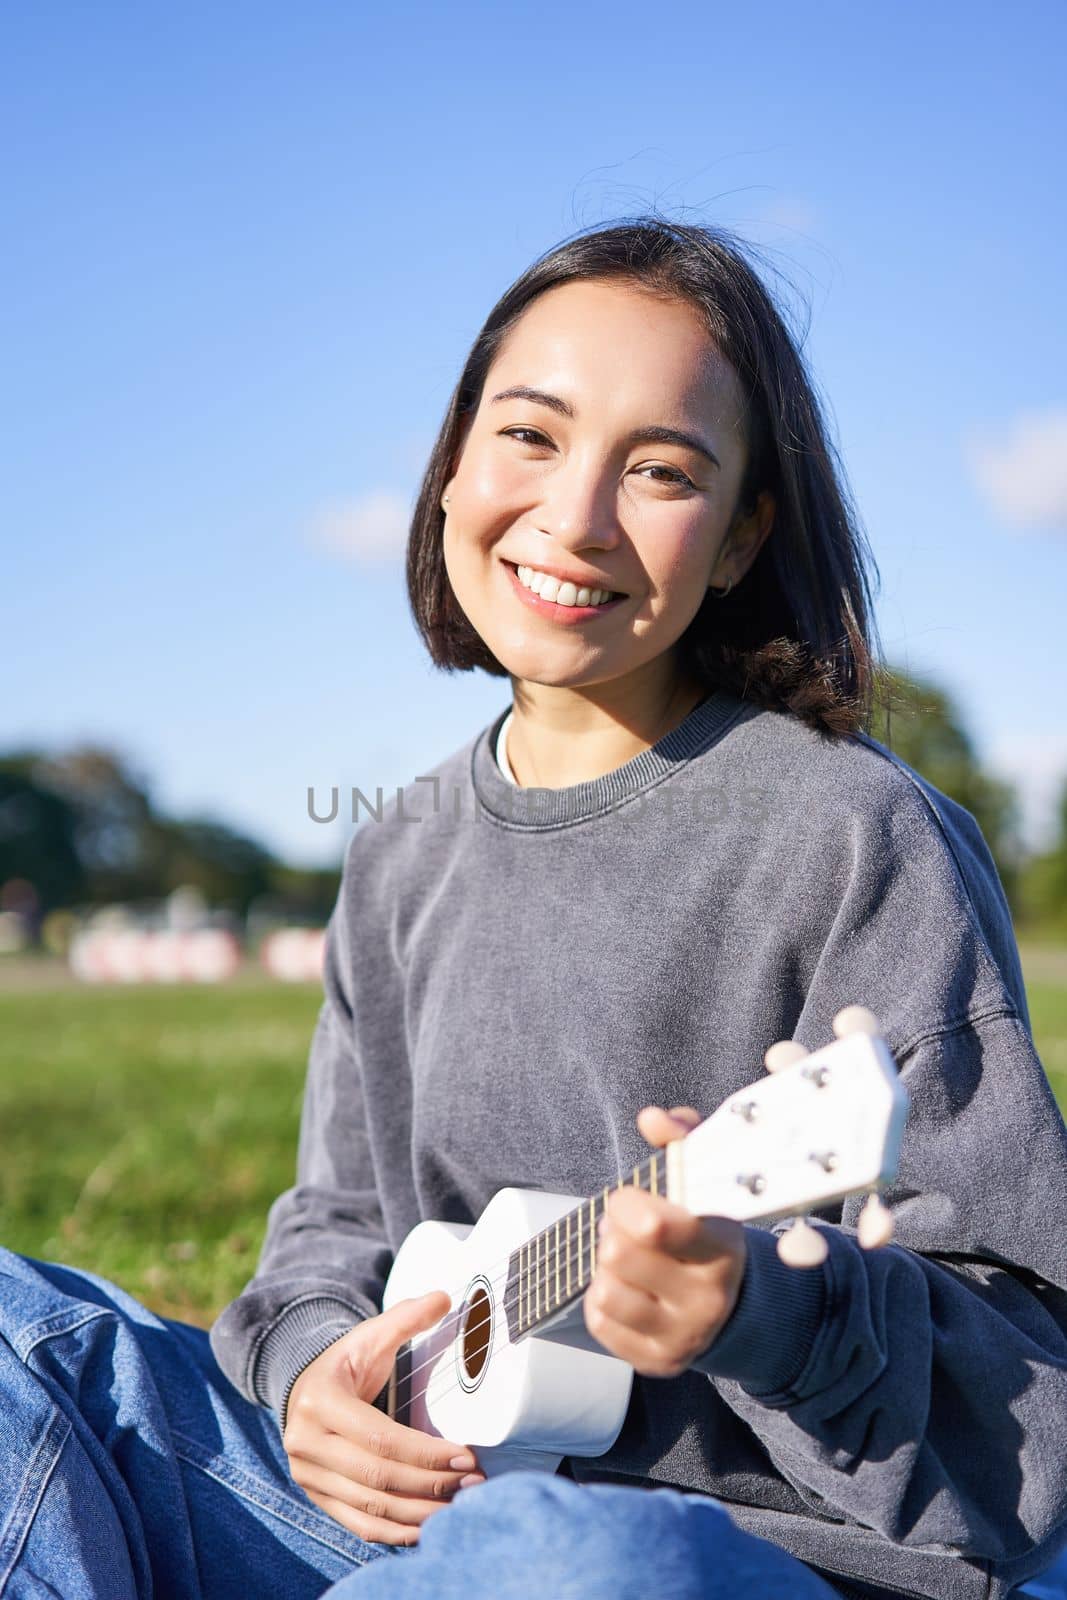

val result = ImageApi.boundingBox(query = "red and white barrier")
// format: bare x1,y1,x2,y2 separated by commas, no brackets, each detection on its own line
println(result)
69,928,242,984
259,927,326,983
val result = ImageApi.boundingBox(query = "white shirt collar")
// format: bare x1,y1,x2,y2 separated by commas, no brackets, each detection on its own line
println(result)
495,709,518,785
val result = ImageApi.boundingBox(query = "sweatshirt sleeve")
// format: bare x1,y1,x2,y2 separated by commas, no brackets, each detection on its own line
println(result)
693,1009,1067,1578
209,843,391,1428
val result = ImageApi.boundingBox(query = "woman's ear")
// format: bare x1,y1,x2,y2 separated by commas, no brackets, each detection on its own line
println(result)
710,490,776,590
441,413,476,512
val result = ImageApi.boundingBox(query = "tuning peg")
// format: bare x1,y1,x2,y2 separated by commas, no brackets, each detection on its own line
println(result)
764,1040,809,1073
776,1217,829,1267
832,1005,881,1039
857,1193,895,1248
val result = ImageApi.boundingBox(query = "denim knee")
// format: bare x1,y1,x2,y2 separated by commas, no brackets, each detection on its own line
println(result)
339,1470,838,1600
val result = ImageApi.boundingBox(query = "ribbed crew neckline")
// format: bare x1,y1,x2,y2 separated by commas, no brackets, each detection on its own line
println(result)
471,688,747,829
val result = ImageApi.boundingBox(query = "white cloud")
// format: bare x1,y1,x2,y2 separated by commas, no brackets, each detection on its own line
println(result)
306,490,414,563
986,731,1067,852
965,409,1067,533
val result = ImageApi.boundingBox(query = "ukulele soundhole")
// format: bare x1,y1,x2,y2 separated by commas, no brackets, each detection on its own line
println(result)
457,1278,493,1391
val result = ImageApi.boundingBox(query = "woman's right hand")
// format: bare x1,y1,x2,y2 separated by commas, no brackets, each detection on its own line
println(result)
282,1290,486,1546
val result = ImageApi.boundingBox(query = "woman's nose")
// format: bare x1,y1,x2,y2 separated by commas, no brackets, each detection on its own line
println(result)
535,456,622,552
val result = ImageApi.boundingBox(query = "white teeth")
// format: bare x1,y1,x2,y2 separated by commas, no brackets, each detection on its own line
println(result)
516,565,615,607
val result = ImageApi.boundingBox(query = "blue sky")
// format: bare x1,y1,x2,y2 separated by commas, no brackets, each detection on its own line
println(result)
4,1,1065,868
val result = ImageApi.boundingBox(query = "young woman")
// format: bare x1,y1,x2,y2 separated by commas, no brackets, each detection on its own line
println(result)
2,217,1065,1600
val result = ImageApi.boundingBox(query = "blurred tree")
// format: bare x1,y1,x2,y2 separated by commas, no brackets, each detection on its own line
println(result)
252,863,342,927
145,815,277,917
31,745,157,903
869,668,1022,908
0,754,87,911
0,745,286,924
0,741,352,934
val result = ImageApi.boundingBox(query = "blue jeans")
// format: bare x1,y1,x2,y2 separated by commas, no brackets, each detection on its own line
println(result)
0,1248,1061,1599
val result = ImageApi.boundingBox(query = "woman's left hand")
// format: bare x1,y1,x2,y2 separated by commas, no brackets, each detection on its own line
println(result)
582,1106,747,1379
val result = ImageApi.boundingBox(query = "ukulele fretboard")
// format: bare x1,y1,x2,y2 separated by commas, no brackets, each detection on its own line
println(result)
502,1153,669,1342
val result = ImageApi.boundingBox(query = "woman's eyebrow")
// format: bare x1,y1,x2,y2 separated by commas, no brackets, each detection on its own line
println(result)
487,385,721,471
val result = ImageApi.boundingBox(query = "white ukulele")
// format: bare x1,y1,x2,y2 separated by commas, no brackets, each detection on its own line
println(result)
380,1006,908,1478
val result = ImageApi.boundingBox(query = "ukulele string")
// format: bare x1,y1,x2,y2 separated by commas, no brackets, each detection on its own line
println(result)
394,1160,710,1405
395,1173,713,1410
392,1229,628,1417
401,1203,710,1421
392,1246,574,1405
393,1236,590,1412
391,1187,645,1405
395,1136,702,1410
389,1185,635,1407
393,1154,832,1415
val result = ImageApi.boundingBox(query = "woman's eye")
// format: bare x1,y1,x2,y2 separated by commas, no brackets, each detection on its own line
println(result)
500,429,694,489
501,426,549,447
640,464,694,488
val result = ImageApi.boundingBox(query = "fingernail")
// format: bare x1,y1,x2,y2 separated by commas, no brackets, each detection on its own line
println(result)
459,1473,484,1489
450,1454,476,1471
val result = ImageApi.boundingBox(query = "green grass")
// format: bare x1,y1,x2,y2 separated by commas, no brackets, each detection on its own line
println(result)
1,958,1064,1328
1027,981,1067,1108
0,981,321,1326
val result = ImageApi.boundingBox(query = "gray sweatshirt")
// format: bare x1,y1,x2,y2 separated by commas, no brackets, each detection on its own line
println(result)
209,690,1067,1600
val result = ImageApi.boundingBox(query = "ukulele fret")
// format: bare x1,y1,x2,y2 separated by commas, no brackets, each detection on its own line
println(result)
537,1228,543,1321
566,1212,572,1299
506,1153,663,1341
518,1235,527,1337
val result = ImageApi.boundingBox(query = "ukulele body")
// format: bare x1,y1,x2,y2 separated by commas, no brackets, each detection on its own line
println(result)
381,1185,634,1478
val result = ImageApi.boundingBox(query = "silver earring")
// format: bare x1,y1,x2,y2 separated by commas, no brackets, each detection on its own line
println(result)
442,495,450,510
709,576,733,599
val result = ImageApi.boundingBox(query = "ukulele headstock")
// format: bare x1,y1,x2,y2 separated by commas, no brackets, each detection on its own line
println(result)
676,1008,908,1249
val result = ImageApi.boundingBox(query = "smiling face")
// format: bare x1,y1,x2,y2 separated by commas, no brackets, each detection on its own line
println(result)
441,277,773,702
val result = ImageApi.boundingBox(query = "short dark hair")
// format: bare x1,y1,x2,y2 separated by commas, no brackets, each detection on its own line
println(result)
405,214,881,736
